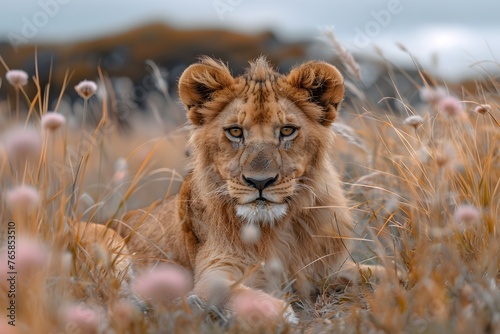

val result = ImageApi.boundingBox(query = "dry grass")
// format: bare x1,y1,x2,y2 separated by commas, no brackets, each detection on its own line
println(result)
0,52,499,334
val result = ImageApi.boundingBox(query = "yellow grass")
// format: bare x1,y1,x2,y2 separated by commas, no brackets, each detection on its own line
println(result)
0,54,499,333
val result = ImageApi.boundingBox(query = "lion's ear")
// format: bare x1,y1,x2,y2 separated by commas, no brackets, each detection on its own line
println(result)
287,61,344,126
178,57,234,125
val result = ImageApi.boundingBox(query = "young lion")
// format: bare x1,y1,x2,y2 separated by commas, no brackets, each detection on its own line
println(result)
120,57,365,323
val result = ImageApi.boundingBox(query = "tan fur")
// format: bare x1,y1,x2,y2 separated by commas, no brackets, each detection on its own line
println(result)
70,221,133,302
115,57,360,320
73,221,131,274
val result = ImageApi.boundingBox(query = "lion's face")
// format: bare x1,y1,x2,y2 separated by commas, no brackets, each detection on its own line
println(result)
179,57,344,225
210,96,312,225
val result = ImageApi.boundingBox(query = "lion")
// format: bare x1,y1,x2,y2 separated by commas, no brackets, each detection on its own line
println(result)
114,57,378,324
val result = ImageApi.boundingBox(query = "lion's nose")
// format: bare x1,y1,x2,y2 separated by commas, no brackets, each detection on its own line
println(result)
243,175,278,192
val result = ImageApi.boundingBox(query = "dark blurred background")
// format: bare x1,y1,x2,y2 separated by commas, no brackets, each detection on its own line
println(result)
1,0,499,112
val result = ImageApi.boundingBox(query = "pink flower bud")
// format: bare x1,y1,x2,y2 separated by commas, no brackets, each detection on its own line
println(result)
41,112,66,131
75,80,98,100
61,304,100,334
419,86,447,104
16,237,49,275
231,289,298,325
132,265,192,305
437,96,465,117
3,127,41,161
6,69,28,88
453,205,481,230
5,185,40,211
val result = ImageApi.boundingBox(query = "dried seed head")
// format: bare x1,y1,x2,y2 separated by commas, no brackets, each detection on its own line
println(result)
75,80,98,100
437,96,465,117
41,112,66,131
6,69,29,88
473,104,491,115
5,185,40,211
241,223,260,244
404,115,425,129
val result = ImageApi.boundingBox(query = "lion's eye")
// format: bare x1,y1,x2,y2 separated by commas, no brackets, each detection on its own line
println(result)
280,126,296,137
226,127,243,139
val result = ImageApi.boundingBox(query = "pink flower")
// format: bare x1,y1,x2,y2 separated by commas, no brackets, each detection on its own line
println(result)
437,96,465,117
16,237,49,275
5,185,40,211
6,69,29,88
0,237,48,282
132,265,192,305
61,304,100,334
233,292,274,324
419,86,447,104
3,127,41,161
453,205,481,230
231,289,298,325
75,80,98,100
41,112,66,131
0,321,17,334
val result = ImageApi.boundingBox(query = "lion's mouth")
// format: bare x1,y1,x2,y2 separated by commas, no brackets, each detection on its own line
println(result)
235,200,288,226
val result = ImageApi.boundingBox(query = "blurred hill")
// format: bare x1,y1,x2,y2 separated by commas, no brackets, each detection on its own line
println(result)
0,22,493,117
0,22,307,100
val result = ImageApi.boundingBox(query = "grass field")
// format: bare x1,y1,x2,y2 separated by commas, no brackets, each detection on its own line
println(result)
0,50,499,333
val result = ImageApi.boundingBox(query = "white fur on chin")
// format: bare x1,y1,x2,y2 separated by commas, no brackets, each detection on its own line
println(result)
235,202,288,226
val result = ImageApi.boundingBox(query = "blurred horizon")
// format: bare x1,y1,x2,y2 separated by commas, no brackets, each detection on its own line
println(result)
1,0,500,82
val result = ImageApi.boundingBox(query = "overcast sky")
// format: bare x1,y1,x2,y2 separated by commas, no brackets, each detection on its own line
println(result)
1,0,499,81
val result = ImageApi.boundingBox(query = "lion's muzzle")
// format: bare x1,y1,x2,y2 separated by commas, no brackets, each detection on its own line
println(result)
242,175,278,196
